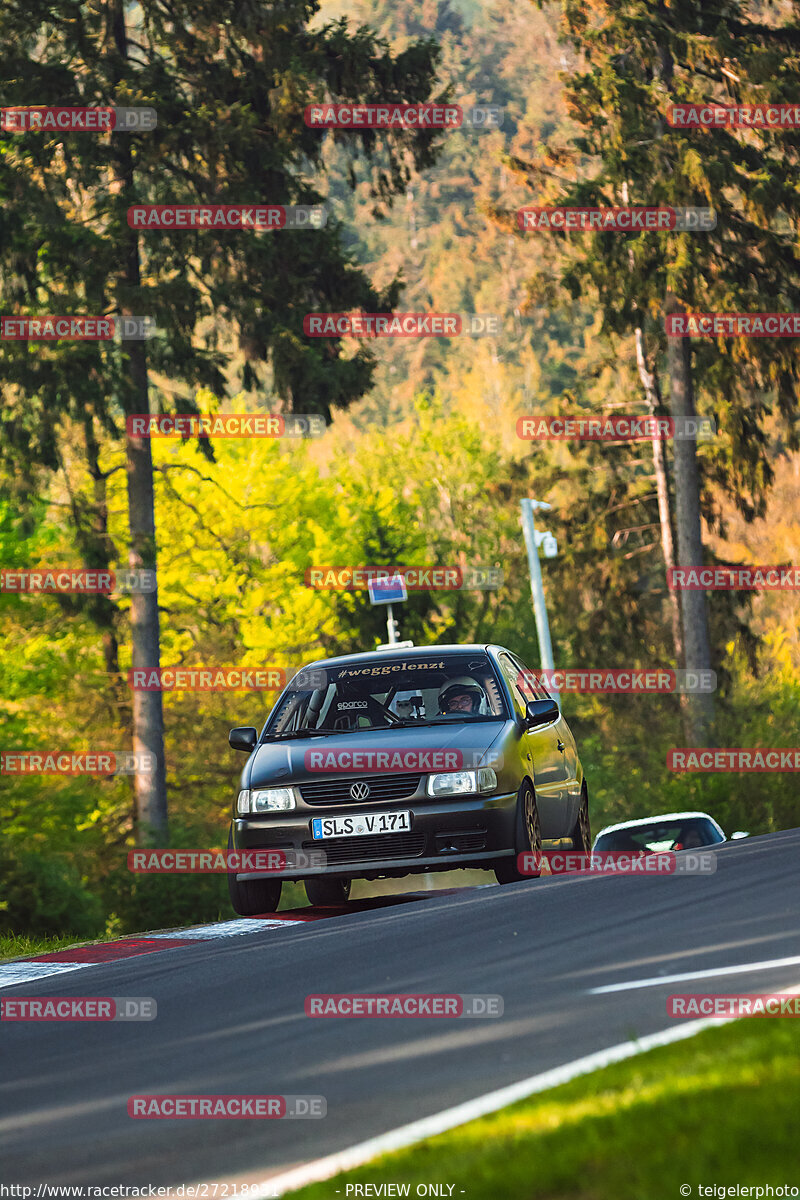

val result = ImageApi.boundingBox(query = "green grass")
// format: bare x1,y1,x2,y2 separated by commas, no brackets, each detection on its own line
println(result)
290,1018,800,1199
0,932,109,962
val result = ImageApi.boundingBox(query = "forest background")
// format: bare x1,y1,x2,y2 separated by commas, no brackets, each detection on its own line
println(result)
1,0,797,939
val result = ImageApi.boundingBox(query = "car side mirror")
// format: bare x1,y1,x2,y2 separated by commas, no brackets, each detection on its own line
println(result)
229,726,257,752
730,830,749,840
524,698,559,728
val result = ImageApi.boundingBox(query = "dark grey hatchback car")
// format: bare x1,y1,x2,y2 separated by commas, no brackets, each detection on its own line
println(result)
226,644,589,911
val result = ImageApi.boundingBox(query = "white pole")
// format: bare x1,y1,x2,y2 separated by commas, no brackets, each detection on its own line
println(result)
520,499,557,685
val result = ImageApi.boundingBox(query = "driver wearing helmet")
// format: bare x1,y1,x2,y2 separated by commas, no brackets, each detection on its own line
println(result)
438,675,487,717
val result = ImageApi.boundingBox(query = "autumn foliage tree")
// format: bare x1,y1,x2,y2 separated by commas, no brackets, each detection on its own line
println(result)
0,0,445,836
521,0,800,742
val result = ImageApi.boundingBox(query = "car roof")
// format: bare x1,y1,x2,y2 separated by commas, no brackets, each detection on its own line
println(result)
595,811,719,835
299,644,506,669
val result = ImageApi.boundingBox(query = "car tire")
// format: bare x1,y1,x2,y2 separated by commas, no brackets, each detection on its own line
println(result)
494,780,541,885
304,876,352,906
569,784,591,852
227,830,282,915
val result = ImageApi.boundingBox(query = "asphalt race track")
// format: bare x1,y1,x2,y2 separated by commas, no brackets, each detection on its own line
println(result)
2,828,799,1187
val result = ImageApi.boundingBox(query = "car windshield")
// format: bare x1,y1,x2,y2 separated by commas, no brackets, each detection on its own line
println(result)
594,817,723,852
266,653,508,737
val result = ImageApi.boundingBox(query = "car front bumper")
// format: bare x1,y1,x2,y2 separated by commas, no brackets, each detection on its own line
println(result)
231,791,518,880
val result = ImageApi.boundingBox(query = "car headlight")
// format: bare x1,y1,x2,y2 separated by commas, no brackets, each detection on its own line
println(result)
237,787,297,814
426,768,497,797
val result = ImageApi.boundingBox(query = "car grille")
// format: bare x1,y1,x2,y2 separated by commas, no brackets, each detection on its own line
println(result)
301,832,426,864
299,773,422,806
434,830,487,853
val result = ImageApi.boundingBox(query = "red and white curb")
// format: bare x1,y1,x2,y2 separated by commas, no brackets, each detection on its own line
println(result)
0,916,307,990
0,961,97,988
0,889,475,990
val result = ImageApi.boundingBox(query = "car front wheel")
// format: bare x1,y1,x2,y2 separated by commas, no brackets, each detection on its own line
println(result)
227,830,282,915
495,781,541,885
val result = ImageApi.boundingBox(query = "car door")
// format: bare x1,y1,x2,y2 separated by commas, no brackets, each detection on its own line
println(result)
497,653,567,839
511,652,582,832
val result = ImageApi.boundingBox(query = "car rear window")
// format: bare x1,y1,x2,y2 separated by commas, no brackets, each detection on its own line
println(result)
594,817,723,852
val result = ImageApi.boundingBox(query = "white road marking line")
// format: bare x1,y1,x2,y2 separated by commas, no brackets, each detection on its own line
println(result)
146,919,294,939
588,954,800,993
221,1017,729,1197
0,962,94,990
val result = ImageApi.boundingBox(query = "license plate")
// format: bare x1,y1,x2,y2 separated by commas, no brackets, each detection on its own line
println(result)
311,810,412,839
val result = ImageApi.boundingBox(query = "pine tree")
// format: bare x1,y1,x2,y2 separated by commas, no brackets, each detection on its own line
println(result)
520,0,800,742
0,0,443,836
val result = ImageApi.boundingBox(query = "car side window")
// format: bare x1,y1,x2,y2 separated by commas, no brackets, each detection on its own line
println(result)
497,654,528,717
509,653,551,701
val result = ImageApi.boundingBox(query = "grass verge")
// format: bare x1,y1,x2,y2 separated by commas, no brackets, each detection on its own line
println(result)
289,1017,800,1199
0,932,115,962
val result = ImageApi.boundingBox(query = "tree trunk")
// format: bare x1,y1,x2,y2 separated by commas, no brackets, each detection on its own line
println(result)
634,328,684,667
125,342,169,838
82,411,138,832
664,291,714,745
112,0,169,838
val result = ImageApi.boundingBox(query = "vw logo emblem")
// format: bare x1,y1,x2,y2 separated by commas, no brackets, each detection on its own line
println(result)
350,781,370,801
